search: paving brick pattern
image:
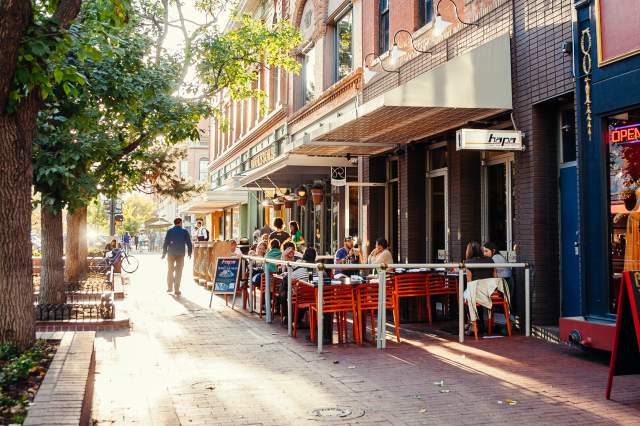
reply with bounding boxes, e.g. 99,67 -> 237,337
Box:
24,331 -> 95,426
91,255 -> 640,425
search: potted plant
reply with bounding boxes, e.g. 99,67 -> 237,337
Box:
296,185 -> 307,206
310,183 -> 324,205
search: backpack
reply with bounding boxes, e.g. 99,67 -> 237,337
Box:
198,228 -> 210,241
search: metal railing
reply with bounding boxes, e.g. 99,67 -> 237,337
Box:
241,255 -> 530,353
35,300 -> 115,321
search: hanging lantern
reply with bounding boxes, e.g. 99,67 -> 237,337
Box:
296,185 -> 307,198
310,183 -> 324,205
273,196 -> 285,210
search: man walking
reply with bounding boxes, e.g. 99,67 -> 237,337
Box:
162,217 -> 193,296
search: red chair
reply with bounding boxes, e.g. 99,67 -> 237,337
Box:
292,281 -> 315,337
426,274 -> 458,324
487,290 -> 512,337
259,273 -> 278,319
393,273 -> 429,325
309,284 -> 360,344
356,280 -> 398,343
466,290 -> 512,340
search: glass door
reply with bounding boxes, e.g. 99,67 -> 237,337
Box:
344,182 -> 387,261
427,144 -> 449,262
428,170 -> 448,262
482,154 -> 514,254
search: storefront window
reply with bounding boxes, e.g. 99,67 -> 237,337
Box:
607,107 -> 640,313
487,163 -> 508,252
348,186 -> 359,241
430,146 -> 448,170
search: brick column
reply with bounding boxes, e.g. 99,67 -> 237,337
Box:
447,141 -> 482,262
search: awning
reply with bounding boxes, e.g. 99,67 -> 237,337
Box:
179,191 -> 248,214
238,154 -> 354,188
292,34 -> 513,155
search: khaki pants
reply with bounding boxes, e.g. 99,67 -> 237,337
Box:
167,255 -> 185,292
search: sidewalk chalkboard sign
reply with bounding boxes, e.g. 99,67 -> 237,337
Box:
208,257 -> 240,308
606,271 -> 640,399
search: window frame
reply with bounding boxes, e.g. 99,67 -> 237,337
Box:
334,7 -> 354,83
418,0 -> 434,28
198,158 -> 209,182
378,0 -> 389,54
301,44 -> 316,105
180,160 -> 189,179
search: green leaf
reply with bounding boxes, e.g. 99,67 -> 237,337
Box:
54,69 -> 63,84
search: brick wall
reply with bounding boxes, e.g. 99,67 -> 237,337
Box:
447,142 -> 483,262
398,145 -> 426,262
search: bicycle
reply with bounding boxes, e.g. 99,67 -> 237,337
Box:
95,249 -> 140,274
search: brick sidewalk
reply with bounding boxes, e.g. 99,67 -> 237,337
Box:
91,255 -> 640,425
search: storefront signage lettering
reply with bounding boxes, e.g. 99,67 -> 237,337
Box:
609,124 -> 640,144
456,129 -> 524,151
249,147 -> 274,169
581,28 -> 593,140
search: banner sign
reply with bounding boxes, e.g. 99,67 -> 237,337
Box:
606,270 -> 640,399
331,166 -> 347,186
456,129 -> 524,151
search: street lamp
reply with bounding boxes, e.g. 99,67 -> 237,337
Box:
390,29 -> 432,65
363,52 -> 399,82
433,0 -> 479,38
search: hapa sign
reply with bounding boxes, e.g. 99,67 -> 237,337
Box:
456,129 -> 525,151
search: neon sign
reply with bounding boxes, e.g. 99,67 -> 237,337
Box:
609,123 -> 640,144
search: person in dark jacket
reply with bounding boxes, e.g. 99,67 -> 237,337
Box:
162,217 -> 193,296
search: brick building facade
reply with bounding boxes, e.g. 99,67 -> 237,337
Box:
203,0 -> 579,330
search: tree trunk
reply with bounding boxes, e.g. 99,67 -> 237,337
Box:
0,114 -> 36,348
39,207 -> 66,305
78,206 -> 88,275
65,206 -> 87,283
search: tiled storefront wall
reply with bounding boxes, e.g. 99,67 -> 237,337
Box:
361,0 -> 574,325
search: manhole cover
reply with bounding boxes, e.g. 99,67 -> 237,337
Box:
308,406 -> 364,421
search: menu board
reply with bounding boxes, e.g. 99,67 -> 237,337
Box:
606,271 -> 640,399
212,257 -> 241,294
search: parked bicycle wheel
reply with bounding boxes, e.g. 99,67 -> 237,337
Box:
120,254 -> 139,273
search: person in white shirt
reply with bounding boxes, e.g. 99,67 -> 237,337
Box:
368,238 -> 394,266
195,220 -> 209,241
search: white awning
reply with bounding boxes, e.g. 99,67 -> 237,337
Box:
291,34 -> 513,155
179,191 -> 248,214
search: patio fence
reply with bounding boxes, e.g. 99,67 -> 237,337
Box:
240,255 -> 531,354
